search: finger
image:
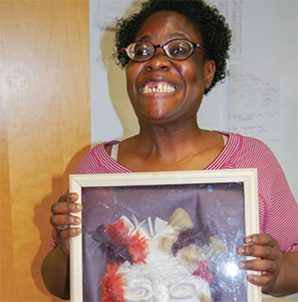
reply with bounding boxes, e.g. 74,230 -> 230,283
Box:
50,214 -> 81,228
237,244 -> 278,260
58,192 -> 78,203
51,201 -> 82,215
246,273 -> 274,288
239,259 -> 277,273
244,234 -> 277,247
56,224 -> 69,231
58,227 -> 81,240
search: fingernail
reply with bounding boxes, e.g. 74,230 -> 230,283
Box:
69,193 -> 78,201
74,217 -> 81,224
75,228 -> 81,234
247,275 -> 256,282
239,261 -> 246,269
76,204 -> 83,210
71,204 -> 82,211
245,236 -> 253,244
238,247 -> 245,255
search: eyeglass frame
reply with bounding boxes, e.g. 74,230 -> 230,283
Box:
121,38 -> 207,62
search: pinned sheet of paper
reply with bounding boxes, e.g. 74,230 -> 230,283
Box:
227,63 -> 280,151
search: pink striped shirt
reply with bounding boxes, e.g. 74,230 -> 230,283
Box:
75,132 -> 297,252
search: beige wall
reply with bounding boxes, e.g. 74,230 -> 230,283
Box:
0,1 -> 90,301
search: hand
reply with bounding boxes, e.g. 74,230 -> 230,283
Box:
50,193 -> 82,254
237,234 -> 283,294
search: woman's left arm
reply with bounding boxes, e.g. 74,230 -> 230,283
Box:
238,234 -> 298,297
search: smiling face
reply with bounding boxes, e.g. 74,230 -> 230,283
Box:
125,11 -> 215,125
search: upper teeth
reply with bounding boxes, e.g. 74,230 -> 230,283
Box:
143,83 -> 175,94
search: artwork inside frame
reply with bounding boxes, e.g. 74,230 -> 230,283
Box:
69,169 -> 261,302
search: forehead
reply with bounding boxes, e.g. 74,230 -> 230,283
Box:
135,11 -> 201,41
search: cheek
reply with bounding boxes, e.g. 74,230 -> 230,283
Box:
179,63 -> 205,96
126,62 -> 144,85
125,67 -> 134,96
126,63 -> 143,98
181,57 -> 205,81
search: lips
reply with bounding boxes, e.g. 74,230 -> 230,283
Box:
140,81 -> 176,94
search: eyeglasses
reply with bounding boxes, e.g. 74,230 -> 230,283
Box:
122,39 -> 205,62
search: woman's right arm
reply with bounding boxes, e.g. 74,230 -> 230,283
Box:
41,193 -> 82,299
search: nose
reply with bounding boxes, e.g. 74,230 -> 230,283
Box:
155,294 -> 168,302
144,48 -> 172,71
154,286 -> 169,302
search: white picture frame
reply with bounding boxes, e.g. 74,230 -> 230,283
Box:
70,169 -> 260,302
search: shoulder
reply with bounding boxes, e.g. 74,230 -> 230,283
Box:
226,132 -> 278,167
91,140 -> 119,156
228,132 -> 270,151
76,140 -> 119,174
88,140 -> 119,158
226,132 -> 286,186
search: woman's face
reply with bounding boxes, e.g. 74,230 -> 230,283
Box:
125,11 -> 215,125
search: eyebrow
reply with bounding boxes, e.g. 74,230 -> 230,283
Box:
137,32 -> 191,42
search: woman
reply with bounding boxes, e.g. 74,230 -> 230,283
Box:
41,0 -> 298,300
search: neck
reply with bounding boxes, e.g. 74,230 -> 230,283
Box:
118,123 -> 224,172
133,122 -> 205,162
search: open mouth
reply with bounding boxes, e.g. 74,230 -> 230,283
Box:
141,82 -> 176,94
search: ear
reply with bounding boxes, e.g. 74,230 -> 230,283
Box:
168,208 -> 193,231
203,60 -> 216,90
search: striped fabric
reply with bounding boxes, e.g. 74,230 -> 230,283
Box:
50,132 -> 298,252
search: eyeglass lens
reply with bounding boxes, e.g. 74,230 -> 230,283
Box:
126,39 -> 195,61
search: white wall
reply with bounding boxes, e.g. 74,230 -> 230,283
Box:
89,0 -> 298,201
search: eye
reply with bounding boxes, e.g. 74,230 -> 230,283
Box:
169,281 -> 197,298
129,42 -> 152,60
135,46 -> 149,56
167,40 -> 192,59
173,45 -> 188,55
124,277 -> 153,301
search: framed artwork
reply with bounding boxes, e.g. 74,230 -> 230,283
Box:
69,169 -> 261,302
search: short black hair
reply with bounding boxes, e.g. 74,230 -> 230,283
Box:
113,0 -> 232,94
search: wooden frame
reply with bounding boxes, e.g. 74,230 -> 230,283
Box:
70,169 -> 260,302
